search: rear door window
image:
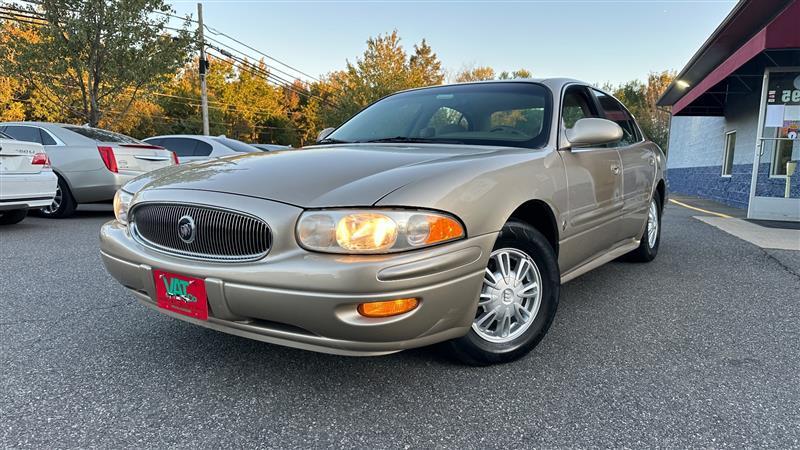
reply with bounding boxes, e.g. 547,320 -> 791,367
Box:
159,138 -> 198,157
592,90 -> 640,146
39,129 -> 57,145
4,125 -> 43,144
212,137 -> 258,153
195,141 -> 213,156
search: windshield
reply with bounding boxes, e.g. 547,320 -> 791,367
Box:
327,82 -> 552,149
213,137 -> 259,152
63,126 -> 140,144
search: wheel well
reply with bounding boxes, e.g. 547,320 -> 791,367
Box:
508,200 -> 559,256
655,179 -> 665,211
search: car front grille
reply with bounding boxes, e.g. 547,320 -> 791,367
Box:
130,203 -> 271,262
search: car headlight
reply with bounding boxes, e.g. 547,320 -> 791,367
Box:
113,189 -> 133,224
296,209 -> 465,254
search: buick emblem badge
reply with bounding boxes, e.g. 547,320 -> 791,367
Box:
177,215 -> 196,244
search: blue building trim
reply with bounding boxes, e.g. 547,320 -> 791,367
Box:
667,163 -> 800,210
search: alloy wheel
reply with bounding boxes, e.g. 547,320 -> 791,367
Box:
472,248 -> 543,343
42,184 -> 62,215
647,199 -> 659,248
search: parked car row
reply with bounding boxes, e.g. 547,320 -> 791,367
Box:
0,122 -> 290,221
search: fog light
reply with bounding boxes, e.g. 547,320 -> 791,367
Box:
357,298 -> 419,318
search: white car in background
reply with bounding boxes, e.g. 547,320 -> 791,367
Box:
0,131 -> 57,225
251,143 -> 292,152
143,135 -> 261,163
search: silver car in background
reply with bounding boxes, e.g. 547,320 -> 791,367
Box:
143,135 -> 261,164
0,122 -> 177,217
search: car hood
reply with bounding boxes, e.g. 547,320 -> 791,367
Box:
129,144 -> 504,207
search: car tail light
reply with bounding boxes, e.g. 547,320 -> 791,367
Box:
98,146 -> 118,173
171,151 -> 179,165
31,152 -> 50,167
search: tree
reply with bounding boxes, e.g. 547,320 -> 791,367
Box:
409,39 -> 444,87
2,0 -> 193,127
311,31 -> 445,131
455,65 -> 495,82
602,70 -> 675,151
454,66 -> 532,82
498,68 -> 533,80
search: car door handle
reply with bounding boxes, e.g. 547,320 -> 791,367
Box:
648,157 -> 655,166
611,164 -> 620,175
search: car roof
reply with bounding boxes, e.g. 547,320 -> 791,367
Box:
393,78 -> 586,95
0,121 -> 90,129
145,134 -> 228,140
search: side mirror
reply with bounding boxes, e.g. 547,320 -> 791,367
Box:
564,118 -> 623,148
316,127 -> 335,142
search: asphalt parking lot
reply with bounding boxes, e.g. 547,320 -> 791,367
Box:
1,203 -> 799,448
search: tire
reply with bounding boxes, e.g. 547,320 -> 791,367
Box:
448,220 -> 560,366
624,194 -> 662,262
37,175 -> 76,218
0,208 -> 28,225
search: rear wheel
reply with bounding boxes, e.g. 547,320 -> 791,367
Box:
0,209 -> 28,225
448,220 -> 560,366
624,195 -> 661,262
38,176 -> 76,218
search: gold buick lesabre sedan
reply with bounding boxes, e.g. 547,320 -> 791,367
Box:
100,79 -> 666,365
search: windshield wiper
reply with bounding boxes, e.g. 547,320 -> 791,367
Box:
316,138 -> 351,144
359,136 -> 464,144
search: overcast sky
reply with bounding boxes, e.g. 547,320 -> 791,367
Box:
171,0 -> 737,85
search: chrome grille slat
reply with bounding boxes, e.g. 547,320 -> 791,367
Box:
130,203 -> 271,262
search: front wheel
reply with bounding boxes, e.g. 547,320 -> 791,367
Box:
448,220 -> 560,366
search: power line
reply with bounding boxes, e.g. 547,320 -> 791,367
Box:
205,49 -> 314,101
15,0 -> 322,85
203,34 -> 315,88
205,48 -> 341,111
202,24 -> 321,82
151,9 -> 199,24
5,2 -> 336,104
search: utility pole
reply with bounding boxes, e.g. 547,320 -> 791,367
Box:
197,2 -> 210,136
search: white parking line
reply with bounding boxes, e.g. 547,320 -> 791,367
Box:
695,216 -> 800,251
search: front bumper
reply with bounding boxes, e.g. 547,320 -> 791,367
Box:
99,191 -> 495,356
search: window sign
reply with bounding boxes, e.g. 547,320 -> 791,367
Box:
765,72 -> 800,140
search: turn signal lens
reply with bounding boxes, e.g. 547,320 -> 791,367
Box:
296,209 -> 465,254
408,214 -> 464,246
336,213 -> 398,252
358,298 -> 419,318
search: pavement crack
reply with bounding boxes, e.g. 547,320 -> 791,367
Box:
761,248 -> 800,281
